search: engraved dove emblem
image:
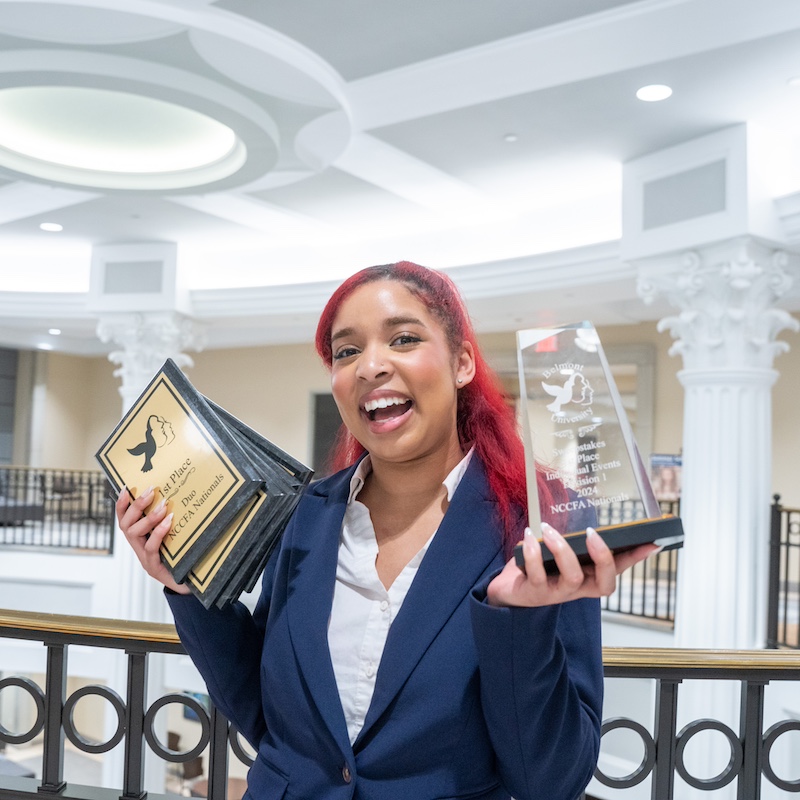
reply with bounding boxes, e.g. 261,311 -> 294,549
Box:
541,373 -> 593,413
127,414 -> 175,473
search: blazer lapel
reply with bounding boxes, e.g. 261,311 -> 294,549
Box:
284,469 -> 354,752
355,458 -> 505,747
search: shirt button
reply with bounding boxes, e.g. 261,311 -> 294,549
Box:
380,600 -> 389,612
365,662 -> 375,677
342,765 -> 352,783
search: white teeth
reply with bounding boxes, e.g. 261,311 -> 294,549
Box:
364,397 -> 407,413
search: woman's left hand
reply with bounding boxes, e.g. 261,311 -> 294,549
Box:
486,522 -> 659,608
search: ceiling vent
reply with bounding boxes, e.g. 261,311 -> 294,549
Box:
88,242 -> 189,314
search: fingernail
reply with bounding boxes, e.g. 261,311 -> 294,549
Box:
541,521 -> 559,544
163,512 -> 174,528
143,486 -> 155,498
523,534 -> 539,557
154,499 -> 166,513
586,526 -> 597,539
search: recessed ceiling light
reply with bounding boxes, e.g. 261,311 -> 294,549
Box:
48,328 -> 62,336
636,84 -> 673,102
504,133 -> 518,143
40,222 -> 63,232
788,77 -> 800,87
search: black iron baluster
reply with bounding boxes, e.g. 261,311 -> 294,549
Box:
627,560 -> 637,616
666,549 -> 676,622
651,678 -> 680,800
737,679 -> 766,800
206,707 -> 230,800
40,643 -> 67,794
121,651 -> 148,800
766,495 -> 781,648
652,551 -> 662,620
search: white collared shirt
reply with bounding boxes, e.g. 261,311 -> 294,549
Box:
327,451 -> 473,745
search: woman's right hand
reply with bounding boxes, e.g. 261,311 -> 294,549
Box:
116,488 -> 191,595
487,521 -> 658,609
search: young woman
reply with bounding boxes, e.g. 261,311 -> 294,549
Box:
118,261 -> 656,800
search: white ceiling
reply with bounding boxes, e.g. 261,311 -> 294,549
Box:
1,0 -> 800,355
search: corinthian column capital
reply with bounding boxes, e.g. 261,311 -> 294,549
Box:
97,311 -> 205,411
636,237 -> 800,371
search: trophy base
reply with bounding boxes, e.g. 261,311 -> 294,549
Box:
513,514 -> 684,574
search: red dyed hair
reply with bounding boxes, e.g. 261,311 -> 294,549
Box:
315,261 -> 564,554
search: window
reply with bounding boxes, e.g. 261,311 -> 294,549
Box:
312,393 -> 342,477
0,348 -> 18,465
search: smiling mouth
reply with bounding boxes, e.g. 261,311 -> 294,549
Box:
363,397 -> 413,422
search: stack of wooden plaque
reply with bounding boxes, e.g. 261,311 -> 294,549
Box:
96,359 -> 313,608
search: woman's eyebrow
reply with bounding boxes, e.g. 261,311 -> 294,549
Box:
331,316 -> 425,344
385,315 -> 425,328
330,326 -> 354,344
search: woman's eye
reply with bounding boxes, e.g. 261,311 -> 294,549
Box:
392,333 -> 421,347
333,346 -> 359,361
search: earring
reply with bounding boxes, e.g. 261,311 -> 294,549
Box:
457,378 -> 463,384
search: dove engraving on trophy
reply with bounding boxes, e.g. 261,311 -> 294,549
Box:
127,414 -> 175,473
541,370 -> 594,415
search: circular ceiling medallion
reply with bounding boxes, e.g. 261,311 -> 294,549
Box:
0,86 -> 248,190
0,1 -> 212,45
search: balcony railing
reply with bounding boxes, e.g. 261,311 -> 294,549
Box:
0,609 -> 248,800
768,495 -> 800,650
2,610 -> 800,800
600,500 -> 681,625
597,648 -> 800,798
0,467 -> 114,553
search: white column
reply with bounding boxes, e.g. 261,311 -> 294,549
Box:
638,237 -> 799,649
637,238 -> 799,799
96,311 -> 203,792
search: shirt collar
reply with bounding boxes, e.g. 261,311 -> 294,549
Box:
347,448 -> 474,504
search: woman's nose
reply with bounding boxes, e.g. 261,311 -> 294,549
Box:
356,343 -> 389,381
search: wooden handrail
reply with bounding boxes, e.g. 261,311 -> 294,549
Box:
3,608 -> 800,671
0,608 -> 180,645
602,645 -> 800,671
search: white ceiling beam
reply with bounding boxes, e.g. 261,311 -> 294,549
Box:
334,133 -> 487,213
348,0 -> 800,130
167,193 -> 332,238
0,181 -> 98,224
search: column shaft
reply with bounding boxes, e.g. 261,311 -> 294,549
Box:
676,369 -> 775,648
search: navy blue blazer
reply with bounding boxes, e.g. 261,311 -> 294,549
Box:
168,456 -> 603,800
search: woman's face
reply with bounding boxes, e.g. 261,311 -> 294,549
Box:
329,280 -> 474,469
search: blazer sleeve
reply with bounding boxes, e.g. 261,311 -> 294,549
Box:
469,592 -> 603,800
165,534 -> 285,749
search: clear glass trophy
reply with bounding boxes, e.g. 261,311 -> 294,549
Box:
515,321 -> 683,571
